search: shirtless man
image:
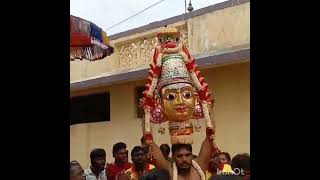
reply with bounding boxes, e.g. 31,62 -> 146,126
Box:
146,132 -> 216,180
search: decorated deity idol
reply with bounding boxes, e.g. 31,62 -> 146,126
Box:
140,26 -> 217,146
139,26 -> 221,180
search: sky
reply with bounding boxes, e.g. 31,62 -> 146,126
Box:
70,0 -> 227,35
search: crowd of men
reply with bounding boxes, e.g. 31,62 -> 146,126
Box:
70,137 -> 250,180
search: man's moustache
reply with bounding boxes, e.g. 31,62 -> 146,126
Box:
181,163 -> 190,167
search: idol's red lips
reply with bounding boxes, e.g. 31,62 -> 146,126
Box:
175,106 -> 188,112
165,41 -> 177,48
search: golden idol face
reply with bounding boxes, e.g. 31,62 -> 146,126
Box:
160,34 -> 179,44
159,33 -> 179,50
161,83 -> 196,121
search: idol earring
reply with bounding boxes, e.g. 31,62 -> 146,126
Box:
194,96 -> 203,118
151,97 -> 165,135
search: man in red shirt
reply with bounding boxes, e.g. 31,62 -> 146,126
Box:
106,142 -> 132,180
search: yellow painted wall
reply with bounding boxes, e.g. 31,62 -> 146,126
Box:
202,63 -> 250,156
70,54 -> 118,82
188,2 -> 250,55
70,62 -> 250,168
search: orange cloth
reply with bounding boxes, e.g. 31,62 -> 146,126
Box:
125,164 -> 155,180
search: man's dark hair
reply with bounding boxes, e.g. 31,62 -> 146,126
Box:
70,160 -> 80,166
220,152 -> 231,162
171,144 -> 192,155
231,153 -> 250,172
70,160 -> 81,174
141,136 -> 146,144
140,169 -> 170,180
131,146 -> 145,157
160,144 -> 170,156
113,142 -> 127,154
90,148 -> 106,161
213,152 -> 221,159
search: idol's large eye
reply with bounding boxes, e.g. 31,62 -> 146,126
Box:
166,93 -> 176,100
183,91 -> 193,99
162,35 -> 169,42
171,35 -> 178,41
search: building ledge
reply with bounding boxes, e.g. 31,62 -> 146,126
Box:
70,47 -> 250,92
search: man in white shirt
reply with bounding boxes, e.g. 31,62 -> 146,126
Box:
84,148 -> 107,180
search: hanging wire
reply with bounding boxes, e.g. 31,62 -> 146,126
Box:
106,0 -> 167,31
